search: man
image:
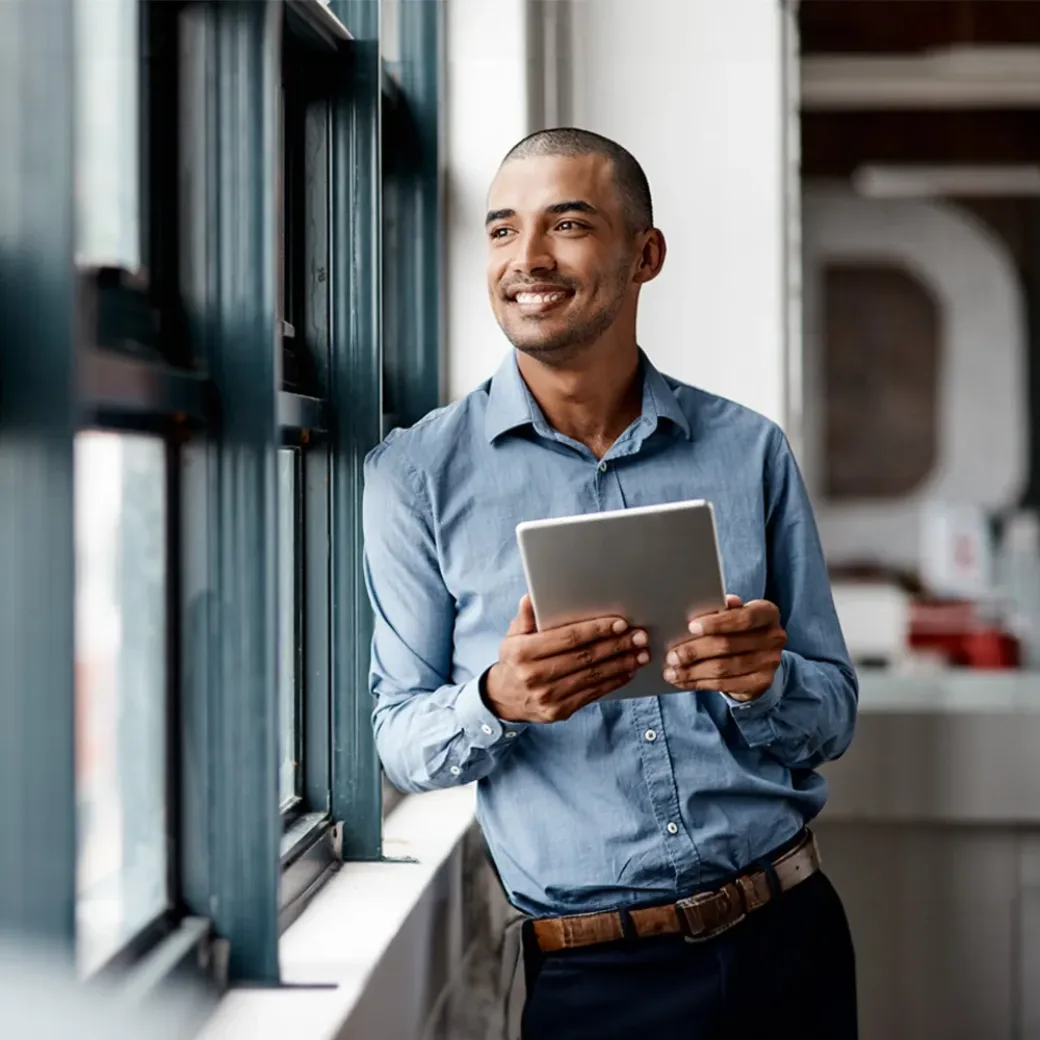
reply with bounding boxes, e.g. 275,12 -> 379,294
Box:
363,128 -> 858,1038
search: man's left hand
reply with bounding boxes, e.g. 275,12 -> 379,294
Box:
662,595 -> 786,702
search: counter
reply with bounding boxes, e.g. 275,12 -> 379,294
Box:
817,669 -> 1040,1039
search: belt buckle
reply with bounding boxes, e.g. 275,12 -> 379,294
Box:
676,883 -> 746,944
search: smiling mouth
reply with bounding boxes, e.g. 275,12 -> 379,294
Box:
508,289 -> 574,315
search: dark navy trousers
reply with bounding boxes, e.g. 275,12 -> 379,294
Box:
521,871 -> 857,1039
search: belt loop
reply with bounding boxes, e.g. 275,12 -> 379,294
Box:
755,856 -> 782,901
618,907 -> 638,942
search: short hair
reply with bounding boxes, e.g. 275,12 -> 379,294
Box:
501,127 -> 654,232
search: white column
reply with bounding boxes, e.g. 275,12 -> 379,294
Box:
443,0 -> 532,402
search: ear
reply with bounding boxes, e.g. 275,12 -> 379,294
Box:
633,228 -> 666,285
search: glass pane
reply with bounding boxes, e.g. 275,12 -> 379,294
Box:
380,0 -> 402,69
74,0 -> 140,270
278,449 -> 300,809
75,432 -> 167,974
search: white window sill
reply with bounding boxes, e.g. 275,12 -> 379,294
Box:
197,785 -> 479,1040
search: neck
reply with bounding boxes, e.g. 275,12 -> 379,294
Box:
516,337 -> 643,459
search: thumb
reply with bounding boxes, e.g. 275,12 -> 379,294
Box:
725,594 -> 743,609
507,594 -> 538,636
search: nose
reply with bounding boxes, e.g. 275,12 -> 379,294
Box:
510,228 -> 555,275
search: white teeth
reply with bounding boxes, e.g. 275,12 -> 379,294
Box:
515,292 -> 566,304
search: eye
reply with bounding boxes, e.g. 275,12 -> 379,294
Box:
555,220 -> 588,233
489,226 -> 513,240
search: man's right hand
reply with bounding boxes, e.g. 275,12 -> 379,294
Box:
483,595 -> 651,723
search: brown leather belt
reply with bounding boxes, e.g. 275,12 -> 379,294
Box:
532,829 -> 821,953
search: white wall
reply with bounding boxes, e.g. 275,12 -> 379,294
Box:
445,0 -> 794,426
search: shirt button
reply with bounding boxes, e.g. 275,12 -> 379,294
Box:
666,822 -> 679,835
505,731 -> 517,739
449,766 -> 462,776
481,724 -> 494,735
644,729 -> 657,742
598,461 -> 608,473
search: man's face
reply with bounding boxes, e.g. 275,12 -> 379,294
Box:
485,154 -> 639,364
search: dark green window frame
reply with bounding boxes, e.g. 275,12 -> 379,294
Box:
381,0 -> 443,435
0,0 -> 443,994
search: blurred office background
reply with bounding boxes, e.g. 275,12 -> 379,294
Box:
3,1 -> 1040,1037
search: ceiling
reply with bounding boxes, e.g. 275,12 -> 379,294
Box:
799,1 -> 1040,54
799,1 -> 1040,178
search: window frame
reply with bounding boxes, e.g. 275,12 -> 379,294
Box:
381,0 -> 443,435
275,2 -> 345,929
326,0 -> 385,862
0,0 -> 443,995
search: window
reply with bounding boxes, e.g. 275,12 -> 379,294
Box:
278,447 -> 302,810
0,0 -> 442,993
75,433 -> 169,974
71,0 -> 179,979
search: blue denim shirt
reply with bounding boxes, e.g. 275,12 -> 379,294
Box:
363,351 -> 857,918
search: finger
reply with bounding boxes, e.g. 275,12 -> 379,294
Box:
545,647 -> 650,701
725,594 -> 743,609
664,649 -> 782,687
542,628 -> 650,682
556,669 -> 640,719
687,599 -> 780,638
507,594 -> 538,637
666,627 -> 786,668
527,614 -> 630,660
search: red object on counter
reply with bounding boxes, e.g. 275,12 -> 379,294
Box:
908,600 -> 1020,669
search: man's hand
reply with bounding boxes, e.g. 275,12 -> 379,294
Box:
484,595 -> 651,723
662,595 -> 786,702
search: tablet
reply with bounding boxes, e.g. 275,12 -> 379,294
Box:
515,499 -> 727,701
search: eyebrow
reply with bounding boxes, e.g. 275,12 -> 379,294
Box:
484,200 -> 601,227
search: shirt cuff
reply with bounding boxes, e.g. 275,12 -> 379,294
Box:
724,653 -> 787,747
454,670 -> 527,748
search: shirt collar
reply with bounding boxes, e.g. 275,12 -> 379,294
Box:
639,353 -> 692,440
485,349 -> 692,445
484,352 -> 540,443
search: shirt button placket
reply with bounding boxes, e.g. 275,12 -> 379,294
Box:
633,700 -> 698,880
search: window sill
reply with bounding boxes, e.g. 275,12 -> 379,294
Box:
197,784 -> 479,1040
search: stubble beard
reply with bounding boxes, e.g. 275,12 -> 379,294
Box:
502,254 -> 634,369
